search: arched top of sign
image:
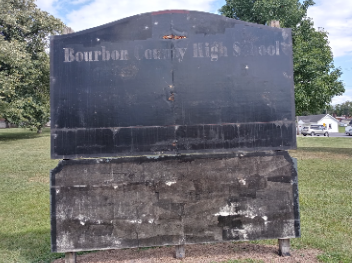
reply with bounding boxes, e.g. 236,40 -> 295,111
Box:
50,10 -> 296,159
53,10 -> 287,41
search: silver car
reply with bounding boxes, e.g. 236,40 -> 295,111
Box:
346,128 -> 352,136
302,126 -> 329,136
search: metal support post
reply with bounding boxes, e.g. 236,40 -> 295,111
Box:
65,252 -> 76,263
278,238 -> 291,256
175,245 -> 185,259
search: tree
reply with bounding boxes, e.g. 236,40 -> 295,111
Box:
0,0 -> 65,133
332,101 -> 352,117
220,0 -> 345,116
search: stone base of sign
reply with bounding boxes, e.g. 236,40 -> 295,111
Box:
51,151 -> 300,253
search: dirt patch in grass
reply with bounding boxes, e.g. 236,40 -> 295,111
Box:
52,242 -> 322,263
28,176 -> 50,184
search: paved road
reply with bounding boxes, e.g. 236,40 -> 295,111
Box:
329,132 -> 352,138
299,133 -> 351,138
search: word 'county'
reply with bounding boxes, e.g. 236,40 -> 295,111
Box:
63,41 -> 283,63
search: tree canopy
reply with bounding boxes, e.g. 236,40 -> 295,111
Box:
0,0 -> 64,132
220,0 -> 345,115
331,101 -> 352,117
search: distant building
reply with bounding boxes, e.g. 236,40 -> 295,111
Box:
297,114 -> 339,133
0,118 -> 7,128
334,116 -> 352,127
0,118 -> 17,129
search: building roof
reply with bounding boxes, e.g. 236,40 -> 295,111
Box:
297,114 -> 338,123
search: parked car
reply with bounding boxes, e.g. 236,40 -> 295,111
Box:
302,125 -> 329,136
346,128 -> 352,136
345,120 -> 352,134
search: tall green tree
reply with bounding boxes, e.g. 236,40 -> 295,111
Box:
0,0 -> 64,133
220,0 -> 345,115
332,101 -> 352,117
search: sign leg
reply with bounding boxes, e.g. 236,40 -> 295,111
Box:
65,252 -> 76,263
278,239 -> 291,256
175,245 -> 185,259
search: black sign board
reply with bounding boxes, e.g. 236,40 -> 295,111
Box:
50,10 -> 296,159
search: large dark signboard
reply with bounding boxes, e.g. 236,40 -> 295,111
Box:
50,10 -> 296,159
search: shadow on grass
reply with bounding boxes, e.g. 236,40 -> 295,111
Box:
0,128 -> 50,142
0,228 -> 64,263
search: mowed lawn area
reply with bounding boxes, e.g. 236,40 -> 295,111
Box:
0,128 -> 352,262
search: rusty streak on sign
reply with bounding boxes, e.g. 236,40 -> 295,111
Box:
51,151 -> 300,252
50,10 -> 296,159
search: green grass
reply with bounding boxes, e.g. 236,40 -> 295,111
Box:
1,129 -> 352,262
288,137 -> 352,262
338,126 -> 346,133
0,128 -> 62,263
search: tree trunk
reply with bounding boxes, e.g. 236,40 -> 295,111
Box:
5,119 -> 9,128
37,127 -> 42,134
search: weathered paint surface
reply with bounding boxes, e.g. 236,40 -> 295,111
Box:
51,151 -> 300,252
50,10 -> 296,159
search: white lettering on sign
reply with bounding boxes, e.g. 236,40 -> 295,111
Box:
64,47 -> 129,62
75,52 -> 84,62
233,42 -> 241,57
64,48 -> 75,62
63,40 -> 285,63
111,50 -> 120,60
120,50 -> 129,60
232,41 -> 280,57
102,46 -> 110,61
94,50 -> 101,61
193,42 -> 228,61
140,47 -> 186,61
175,48 -> 187,62
84,52 -> 93,61
144,49 -> 152,59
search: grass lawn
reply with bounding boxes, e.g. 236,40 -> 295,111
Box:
338,126 -> 346,133
0,128 -> 352,262
288,137 -> 352,262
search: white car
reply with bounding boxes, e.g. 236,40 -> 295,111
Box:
346,128 -> 352,136
302,126 -> 329,136
345,121 -> 352,134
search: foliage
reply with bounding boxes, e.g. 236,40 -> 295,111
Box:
219,0 -> 345,116
0,0 -> 64,133
219,0 -> 312,27
331,101 -> 352,117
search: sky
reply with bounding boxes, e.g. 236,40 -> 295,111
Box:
35,0 -> 352,105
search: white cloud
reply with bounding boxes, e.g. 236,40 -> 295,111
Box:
59,0 -> 218,32
70,0 -> 92,4
307,0 -> 352,57
331,87 -> 352,105
36,0 -> 60,17
34,0 -> 221,31
332,95 -> 352,105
